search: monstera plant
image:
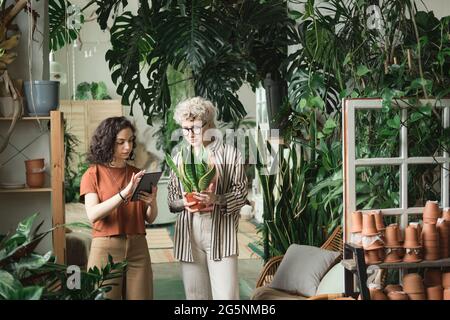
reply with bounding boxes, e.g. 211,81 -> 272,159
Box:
165,145 -> 216,209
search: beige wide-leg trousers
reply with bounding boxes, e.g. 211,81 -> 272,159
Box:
181,212 -> 239,300
87,234 -> 153,300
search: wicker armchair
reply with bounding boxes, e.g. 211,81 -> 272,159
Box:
255,226 -> 343,289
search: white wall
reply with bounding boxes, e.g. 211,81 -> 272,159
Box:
1,0 -> 51,253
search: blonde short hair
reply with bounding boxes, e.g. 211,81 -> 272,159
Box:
173,97 -> 216,126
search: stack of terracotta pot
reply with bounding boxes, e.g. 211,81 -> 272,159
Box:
350,211 -> 363,246
403,224 -> 423,262
384,224 -> 404,263
422,201 -> 442,261
361,212 -> 385,265
444,272 -> 450,300
384,284 -> 409,300
424,269 -> 443,300
403,273 -> 426,300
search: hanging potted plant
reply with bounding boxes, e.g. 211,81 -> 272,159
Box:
165,145 -> 216,210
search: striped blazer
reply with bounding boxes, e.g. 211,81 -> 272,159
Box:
167,140 -> 248,262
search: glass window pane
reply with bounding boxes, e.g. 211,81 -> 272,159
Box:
355,109 -> 400,158
356,165 -> 400,210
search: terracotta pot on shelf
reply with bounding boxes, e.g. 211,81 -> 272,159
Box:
443,272 -> 450,288
369,288 -> 388,300
387,291 -> 409,300
371,210 -> 385,232
423,200 -> 441,224
351,211 -> 363,233
24,158 -> 45,173
403,247 -> 422,263
437,220 -> 449,259
362,213 -> 379,236
385,224 -> 402,247
444,289 -> 450,300
424,269 -> 442,287
443,208 -> 450,221
404,226 -> 421,249
426,285 -> 443,300
25,172 -> 45,188
403,273 -> 425,294
364,248 -> 382,265
384,248 -> 402,263
422,223 -> 439,239
384,284 -> 403,295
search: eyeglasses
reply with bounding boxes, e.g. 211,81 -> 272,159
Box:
182,123 -> 206,136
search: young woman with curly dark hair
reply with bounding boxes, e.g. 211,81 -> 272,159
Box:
80,116 -> 157,300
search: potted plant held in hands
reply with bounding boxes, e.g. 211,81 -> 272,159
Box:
165,146 -> 216,210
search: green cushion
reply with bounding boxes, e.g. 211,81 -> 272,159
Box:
316,262 -> 344,295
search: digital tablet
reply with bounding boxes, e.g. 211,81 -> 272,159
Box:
130,172 -> 163,202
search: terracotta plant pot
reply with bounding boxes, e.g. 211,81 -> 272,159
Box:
423,200 -> 441,224
26,172 -> 45,188
426,285 -> 443,300
385,224 -> 402,247
364,249 -> 382,265
371,210 -> 385,231
384,284 -> 403,295
351,211 -> 363,233
384,248 -> 402,263
387,291 -> 409,300
444,288 -> 450,300
370,288 -> 388,300
362,213 -> 379,236
403,273 -> 425,294
422,223 -> 438,239
403,249 -> 422,263
25,158 -> 45,173
185,192 -> 205,211
408,292 -> 427,300
424,269 -> 442,287
443,272 -> 450,288
443,208 -> 450,221
404,226 -> 421,248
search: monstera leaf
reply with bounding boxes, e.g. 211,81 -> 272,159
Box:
49,0 -> 82,51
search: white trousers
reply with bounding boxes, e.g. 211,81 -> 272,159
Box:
181,212 -> 239,300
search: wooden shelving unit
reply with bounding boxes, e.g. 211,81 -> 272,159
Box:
0,111 -> 66,264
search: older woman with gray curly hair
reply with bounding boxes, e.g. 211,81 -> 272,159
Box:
167,96 -> 248,300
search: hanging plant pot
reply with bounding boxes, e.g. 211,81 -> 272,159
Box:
24,80 -> 59,116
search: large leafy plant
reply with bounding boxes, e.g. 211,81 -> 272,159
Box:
90,0 -> 296,123
165,146 -> 216,193
0,213 -> 126,300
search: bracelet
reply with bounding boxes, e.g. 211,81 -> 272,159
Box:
118,191 -> 126,202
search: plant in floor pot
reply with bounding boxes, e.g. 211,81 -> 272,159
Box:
165,145 -> 216,210
0,213 -> 126,300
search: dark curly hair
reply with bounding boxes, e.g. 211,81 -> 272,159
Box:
87,116 -> 136,164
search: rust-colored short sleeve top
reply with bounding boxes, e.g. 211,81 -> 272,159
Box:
80,164 -> 147,237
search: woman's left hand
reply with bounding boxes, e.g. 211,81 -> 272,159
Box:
193,192 -> 218,207
138,186 -> 157,206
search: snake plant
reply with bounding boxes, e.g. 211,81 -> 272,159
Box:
165,146 -> 216,193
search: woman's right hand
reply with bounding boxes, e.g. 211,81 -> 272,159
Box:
182,192 -> 199,213
121,170 -> 146,198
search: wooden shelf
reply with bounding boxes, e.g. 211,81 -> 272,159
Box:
0,187 -> 52,193
342,257 -> 450,271
0,116 -> 51,120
